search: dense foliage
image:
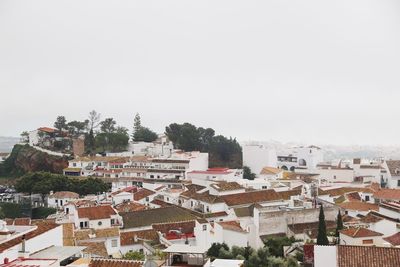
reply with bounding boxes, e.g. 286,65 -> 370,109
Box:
132,113 -> 158,142
0,202 -> 56,219
264,236 -> 297,258
207,243 -> 299,267
0,144 -> 25,177
123,251 -> 145,260
15,172 -> 110,197
165,123 -> 242,168
243,166 -> 256,180
317,205 -> 329,245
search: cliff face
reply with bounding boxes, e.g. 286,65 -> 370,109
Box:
1,144 -> 69,175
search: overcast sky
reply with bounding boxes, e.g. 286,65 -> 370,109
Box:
1,0 -> 400,145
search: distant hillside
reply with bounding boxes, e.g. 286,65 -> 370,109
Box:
242,140 -> 400,161
0,136 -> 19,152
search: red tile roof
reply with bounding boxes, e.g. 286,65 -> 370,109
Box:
217,221 -> 246,233
340,227 -> 383,238
374,189 -> 400,201
115,202 -> 147,213
339,201 -> 379,212
38,127 -> 57,133
49,191 -> 80,199
337,245 -> 400,267
120,229 -> 159,246
77,205 -> 116,220
221,189 -> 300,206
89,259 -> 143,267
384,232 -> 400,246
0,220 -> 60,252
133,188 -> 155,201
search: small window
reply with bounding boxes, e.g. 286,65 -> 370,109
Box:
398,180 -> 400,187
362,239 -> 373,245
111,219 -> 115,225
111,239 -> 118,247
145,197 -> 149,202
365,195 -> 370,201
202,225 -> 207,231
98,221 -> 102,226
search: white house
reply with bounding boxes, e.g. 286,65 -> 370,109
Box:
339,227 -> 384,246
74,205 -> 121,230
48,191 -> 80,209
242,144 -> 277,174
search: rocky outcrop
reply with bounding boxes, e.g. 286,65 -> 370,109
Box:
2,144 -> 69,175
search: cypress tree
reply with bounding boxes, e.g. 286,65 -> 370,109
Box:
317,205 -> 329,245
335,210 -> 344,243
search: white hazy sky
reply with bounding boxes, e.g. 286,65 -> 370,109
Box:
1,0 -> 400,145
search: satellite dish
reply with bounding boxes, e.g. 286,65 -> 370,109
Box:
144,260 -> 158,267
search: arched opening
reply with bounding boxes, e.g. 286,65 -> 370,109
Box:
299,159 -> 307,166
281,166 -> 288,171
290,166 -> 295,172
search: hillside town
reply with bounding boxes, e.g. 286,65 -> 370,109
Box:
1,117 -> 400,267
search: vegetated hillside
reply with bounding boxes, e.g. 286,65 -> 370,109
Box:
0,144 -> 69,176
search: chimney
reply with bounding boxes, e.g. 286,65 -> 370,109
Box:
18,234 -> 30,258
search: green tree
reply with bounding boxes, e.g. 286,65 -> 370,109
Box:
20,131 -> 29,143
123,251 -> 145,260
85,129 -> 96,155
54,116 -> 67,132
132,113 -> 158,142
207,243 -> 229,259
335,210 -> 344,242
264,236 -> 296,258
100,118 -> 116,133
243,166 -> 256,180
68,120 -> 89,136
317,205 -> 329,245
88,110 -> 101,131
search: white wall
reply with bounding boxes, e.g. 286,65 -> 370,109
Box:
340,234 -> 383,246
242,144 -> 277,174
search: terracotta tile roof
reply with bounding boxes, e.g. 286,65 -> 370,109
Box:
152,221 -> 195,234
115,202 -> 147,213
121,206 -> 196,229
337,245 -> 400,267
221,188 -> 300,207
340,227 -> 383,238
150,199 -> 172,208
260,167 -> 282,175
210,182 -> 243,192
38,127 -> 57,133
89,259 -> 143,267
360,212 -> 383,224
133,188 -> 155,201
77,205 -> 116,220
386,160 -> 400,176
0,220 -> 59,252
81,241 -> 109,258
75,227 -> 119,241
346,192 -> 361,202
13,217 -> 31,226
49,191 -> 80,199
288,221 -> 336,239
63,223 -> 75,246
120,229 -> 159,246
384,232 -> 400,246
217,221 -> 246,233
339,201 -> 379,212
319,187 -> 374,197
181,190 -> 224,204
185,184 -> 206,192
374,189 -> 400,201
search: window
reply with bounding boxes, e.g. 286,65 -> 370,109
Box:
202,225 -> 207,231
80,221 -> 88,228
365,195 -> 370,201
55,199 -> 58,203
150,175 -> 154,179
191,201 -> 193,207
60,200 -> 63,206
334,175 -> 337,180
111,239 -> 118,247
98,221 -> 102,226
111,219 -> 115,225
145,197 -> 149,202
262,186 -> 268,189
398,180 -> 400,187
73,163 -> 77,167
362,239 -> 373,245
66,208 -> 69,214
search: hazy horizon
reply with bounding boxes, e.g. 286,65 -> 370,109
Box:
1,0 -> 400,146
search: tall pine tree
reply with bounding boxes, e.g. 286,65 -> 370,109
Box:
317,205 -> 329,245
132,113 -> 141,141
